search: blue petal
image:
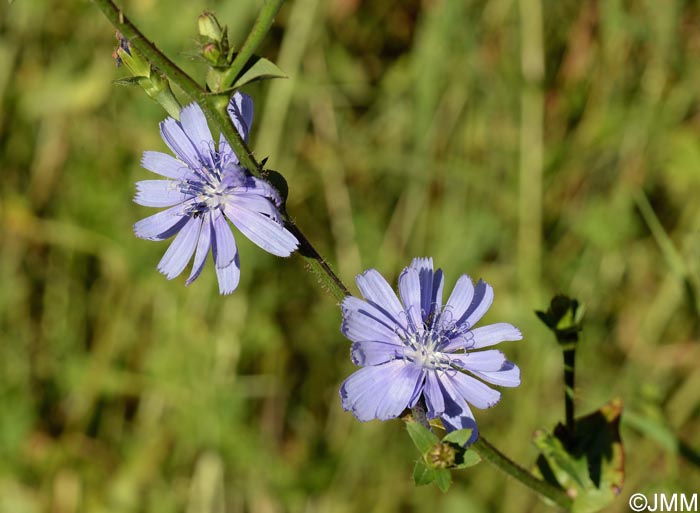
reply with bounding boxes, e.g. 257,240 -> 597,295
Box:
160,117 -> 203,171
141,151 -> 193,180
450,350 -> 507,371
228,91 -> 254,141
408,257 -> 443,321
453,352 -> 521,388
460,279 -> 494,327
180,103 -> 215,169
133,201 -> 192,241
157,217 -> 201,279
229,193 -> 282,223
423,371 -> 445,418
437,378 -> 479,443
445,371 -> 501,410
249,176 -> 282,206
444,275 -> 475,324
472,361 -> 520,387
215,257 -> 241,295
341,296 -> 403,339
219,92 -> 255,162
469,323 -> 522,348
134,180 -> 188,207
355,270 -> 407,330
398,267 -> 423,331
429,269 -> 444,318
186,212 -> 213,286
350,340 -> 401,366
224,204 -> 298,257
211,211 -> 237,268
341,298 -> 402,344
339,361 -> 423,421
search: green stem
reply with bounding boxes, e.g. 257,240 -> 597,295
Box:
472,437 -> 572,510
562,343 -> 576,437
93,0 -> 261,176
94,0 -> 351,301
220,0 -> 285,90
94,0 -> 204,99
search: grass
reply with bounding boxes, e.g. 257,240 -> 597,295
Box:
1,0 -> 699,511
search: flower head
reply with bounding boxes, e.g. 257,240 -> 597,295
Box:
339,257 -> 522,443
134,92 -> 299,294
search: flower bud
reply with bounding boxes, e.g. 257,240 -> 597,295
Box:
198,11 -> 223,42
202,43 -> 221,66
114,36 -> 150,78
536,295 -> 585,344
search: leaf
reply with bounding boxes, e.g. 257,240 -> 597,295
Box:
231,57 -> 287,89
534,399 -> 625,513
413,461 -> 436,486
534,430 -> 589,489
112,76 -> 145,87
406,421 -> 439,454
453,450 -> 481,469
442,428 -> 473,447
434,469 -> 452,493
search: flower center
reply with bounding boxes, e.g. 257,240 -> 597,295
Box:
178,158 -> 249,215
398,307 -> 474,370
199,180 -> 230,209
400,313 -> 452,370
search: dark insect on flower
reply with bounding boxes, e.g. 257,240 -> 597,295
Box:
113,31 -> 131,67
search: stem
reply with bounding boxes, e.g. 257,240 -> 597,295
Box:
94,0 -> 351,301
562,343 -> 576,436
220,0 -> 285,90
94,0 -> 204,100
472,436 -> 572,510
286,223 -> 350,302
93,0 -> 262,176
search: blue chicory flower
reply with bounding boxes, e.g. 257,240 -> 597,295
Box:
339,257 -> 522,443
133,92 -> 299,294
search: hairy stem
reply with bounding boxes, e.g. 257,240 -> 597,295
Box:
472,436 -> 572,510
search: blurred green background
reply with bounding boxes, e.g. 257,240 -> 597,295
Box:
1,0 -> 700,511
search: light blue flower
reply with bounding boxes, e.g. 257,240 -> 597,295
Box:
134,92 -> 298,294
340,258 -> 521,443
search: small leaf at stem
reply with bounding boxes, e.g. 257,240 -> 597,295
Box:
231,57 -> 287,89
453,450 -> 481,469
443,428 -> 473,447
406,421 -> 439,454
434,469 -> 452,493
413,461 -> 437,486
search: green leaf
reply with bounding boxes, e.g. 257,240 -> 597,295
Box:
406,421 -> 439,454
534,399 -> 625,513
434,469 -> 452,493
231,57 -> 287,89
442,428 -> 473,447
413,460 -> 436,486
453,450 -> 481,469
112,76 -> 145,87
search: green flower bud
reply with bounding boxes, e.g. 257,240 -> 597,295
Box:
202,43 -> 221,66
198,11 -> 223,42
536,295 -> 585,344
